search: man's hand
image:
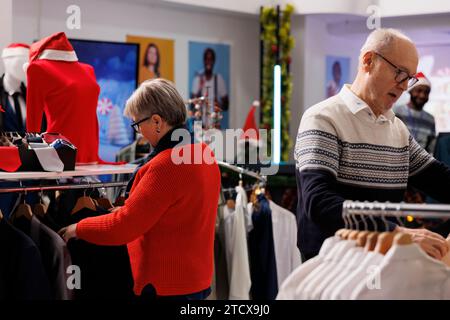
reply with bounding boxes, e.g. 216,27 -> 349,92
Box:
58,224 -> 78,243
397,226 -> 449,260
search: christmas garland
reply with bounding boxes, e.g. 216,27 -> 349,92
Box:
260,4 -> 295,161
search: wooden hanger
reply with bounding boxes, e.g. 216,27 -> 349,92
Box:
335,228 -> 347,238
356,230 -> 371,247
364,232 -> 380,251
33,203 -> 47,219
340,229 -> 352,240
114,195 -> 126,207
33,190 -> 47,219
348,230 -> 360,241
374,230 -> 398,255
226,199 -> 236,210
393,232 -> 412,246
97,197 -> 113,210
71,190 -> 97,215
114,187 -> 127,207
0,209 -> 3,221
14,203 -> 33,221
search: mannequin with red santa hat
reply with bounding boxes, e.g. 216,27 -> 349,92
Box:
0,43 -> 29,132
26,32 -> 102,164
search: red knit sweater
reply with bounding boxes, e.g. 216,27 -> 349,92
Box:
76,143 -> 221,296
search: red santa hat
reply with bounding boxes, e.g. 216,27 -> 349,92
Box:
239,101 -> 261,145
29,32 -> 78,62
409,72 -> 431,92
2,43 -> 30,59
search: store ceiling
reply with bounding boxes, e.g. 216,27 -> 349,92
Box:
110,0 -> 450,17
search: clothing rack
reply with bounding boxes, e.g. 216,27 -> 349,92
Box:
343,200 -> 450,220
221,185 -> 255,195
0,181 -> 129,194
217,160 -> 266,183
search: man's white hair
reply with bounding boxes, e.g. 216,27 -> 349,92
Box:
360,28 -> 413,55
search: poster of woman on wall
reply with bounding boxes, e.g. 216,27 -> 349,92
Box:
127,35 -> 175,84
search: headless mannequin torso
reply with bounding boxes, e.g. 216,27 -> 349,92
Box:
1,52 -> 28,132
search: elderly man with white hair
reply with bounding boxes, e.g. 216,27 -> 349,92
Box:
295,28 -> 450,261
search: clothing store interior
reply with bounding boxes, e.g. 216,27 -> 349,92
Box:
2,0 -> 450,303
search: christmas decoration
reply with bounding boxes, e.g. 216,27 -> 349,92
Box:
97,97 -> 113,116
108,105 -> 130,146
260,4 -> 295,161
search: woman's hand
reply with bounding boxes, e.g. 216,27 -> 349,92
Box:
58,224 -> 78,243
398,226 -> 449,260
109,206 -> 122,213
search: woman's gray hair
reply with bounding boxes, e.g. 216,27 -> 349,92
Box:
360,28 -> 413,56
124,78 -> 187,126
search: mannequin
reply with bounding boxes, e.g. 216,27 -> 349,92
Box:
0,43 -> 29,132
26,32 -> 102,164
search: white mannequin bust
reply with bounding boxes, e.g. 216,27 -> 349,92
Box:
1,43 -> 29,92
1,43 -> 30,131
3,54 -> 28,93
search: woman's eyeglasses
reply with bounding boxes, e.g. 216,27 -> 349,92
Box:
130,116 -> 150,133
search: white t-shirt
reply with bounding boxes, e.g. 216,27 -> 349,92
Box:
191,72 -> 227,106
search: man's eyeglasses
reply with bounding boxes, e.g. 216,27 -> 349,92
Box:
130,116 -> 150,133
374,52 -> 418,88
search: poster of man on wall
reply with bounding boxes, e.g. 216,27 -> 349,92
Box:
189,41 -> 230,129
325,55 -> 350,98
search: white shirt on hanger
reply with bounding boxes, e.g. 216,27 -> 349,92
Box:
310,246 -> 364,300
276,236 -> 340,300
351,243 -> 450,300
269,200 -> 302,287
295,240 -> 356,299
320,247 -> 366,300
223,185 -> 251,300
329,250 -> 384,300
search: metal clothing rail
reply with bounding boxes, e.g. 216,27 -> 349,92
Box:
217,160 -> 266,182
221,185 -> 255,195
0,181 -> 129,194
343,200 -> 450,219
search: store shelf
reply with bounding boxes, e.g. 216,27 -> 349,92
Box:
0,164 -> 137,181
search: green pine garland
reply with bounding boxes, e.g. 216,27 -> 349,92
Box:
260,4 -> 295,161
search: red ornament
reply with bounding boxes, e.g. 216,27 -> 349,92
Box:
286,56 -> 291,64
281,96 -> 286,103
271,45 -> 278,53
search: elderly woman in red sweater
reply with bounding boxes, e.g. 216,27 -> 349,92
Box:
59,79 -> 221,300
